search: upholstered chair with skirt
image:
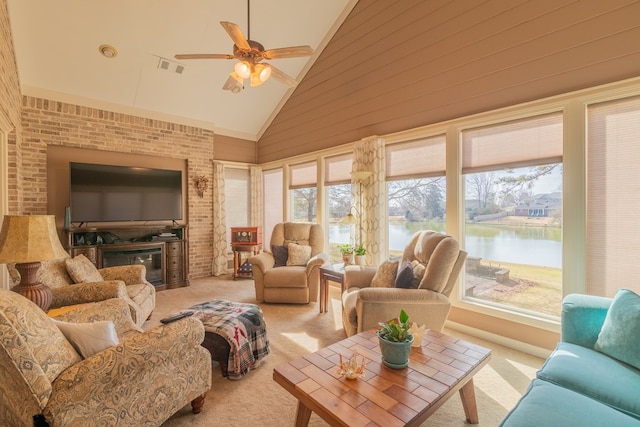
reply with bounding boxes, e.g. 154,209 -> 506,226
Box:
0,289 -> 211,426
249,222 -> 327,304
342,230 -> 467,337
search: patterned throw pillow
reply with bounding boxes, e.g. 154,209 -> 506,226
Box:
65,254 -> 104,283
395,261 -> 414,289
371,260 -> 399,287
271,245 -> 289,267
286,243 -> 312,266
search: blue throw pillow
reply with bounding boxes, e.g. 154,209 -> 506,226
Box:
271,245 -> 288,267
594,288 -> 640,370
395,262 -> 414,289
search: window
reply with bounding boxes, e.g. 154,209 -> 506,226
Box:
461,113 -> 563,317
325,154 -> 352,263
386,136 -> 446,257
587,95 -> 640,297
289,161 -> 317,222
224,167 -> 250,247
263,168 -> 283,250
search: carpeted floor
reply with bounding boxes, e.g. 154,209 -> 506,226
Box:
148,275 -> 544,427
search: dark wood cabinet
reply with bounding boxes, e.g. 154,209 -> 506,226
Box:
64,225 -> 189,290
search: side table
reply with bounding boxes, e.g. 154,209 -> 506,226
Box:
232,244 -> 261,280
318,263 -> 345,313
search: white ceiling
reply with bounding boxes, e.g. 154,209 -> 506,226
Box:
7,0 -> 355,140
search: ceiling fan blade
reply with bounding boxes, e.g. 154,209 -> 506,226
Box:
269,65 -> 297,87
220,21 -> 250,51
262,45 -> 314,60
174,53 -> 235,60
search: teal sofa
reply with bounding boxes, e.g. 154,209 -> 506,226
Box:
501,292 -> 640,426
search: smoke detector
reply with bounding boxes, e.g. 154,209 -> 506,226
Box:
98,44 -> 118,58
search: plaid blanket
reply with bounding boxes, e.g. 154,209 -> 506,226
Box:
185,300 -> 270,379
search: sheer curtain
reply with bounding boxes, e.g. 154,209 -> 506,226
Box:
250,165 -> 263,234
212,161 -> 228,276
353,136 -> 386,265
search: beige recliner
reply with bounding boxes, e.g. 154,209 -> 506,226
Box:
342,230 -> 467,337
249,222 -> 327,304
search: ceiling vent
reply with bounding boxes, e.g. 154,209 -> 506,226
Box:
157,57 -> 184,74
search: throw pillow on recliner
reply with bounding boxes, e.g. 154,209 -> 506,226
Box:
371,260 -> 399,287
271,245 -> 289,267
286,243 -> 312,266
395,261 -> 414,288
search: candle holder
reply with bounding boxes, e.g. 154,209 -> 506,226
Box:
337,352 -> 366,380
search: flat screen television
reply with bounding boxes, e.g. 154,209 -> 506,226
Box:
69,162 -> 182,223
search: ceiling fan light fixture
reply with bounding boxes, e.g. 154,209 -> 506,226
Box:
234,61 -> 251,79
230,71 -> 243,83
255,63 -> 271,82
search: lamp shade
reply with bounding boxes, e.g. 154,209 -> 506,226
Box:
0,215 -> 68,263
234,61 -> 251,79
340,212 -> 359,225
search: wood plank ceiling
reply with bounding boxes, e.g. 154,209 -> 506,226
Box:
258,0 -> 640,163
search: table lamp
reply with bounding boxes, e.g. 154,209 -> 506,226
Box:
0,215 -> 69,311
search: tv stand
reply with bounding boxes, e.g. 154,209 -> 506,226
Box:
63,224 -> 189,290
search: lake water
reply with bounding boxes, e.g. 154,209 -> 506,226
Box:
329,222 -> 562,269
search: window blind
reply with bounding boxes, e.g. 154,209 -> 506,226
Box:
386,135 -> 446,180
225,168 -> 250,238
586,95 -> 640,297
462,113 -> 563,174
324,153 -> 352,185
289,161 -> 317,189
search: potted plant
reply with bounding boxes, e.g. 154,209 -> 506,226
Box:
338,243 -> 354,266
377,309 -> 414,369
354,244 -> 367,266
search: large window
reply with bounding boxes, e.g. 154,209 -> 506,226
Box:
386,136 -> 446,256
224,167 -> 250,248
289,161 -> 317,222
461,113 -> 563,317
325,154 -> 352,263
587,95 -> 640,297
263,168 -> 283,250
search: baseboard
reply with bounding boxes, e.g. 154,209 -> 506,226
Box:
445,320 -> 553,360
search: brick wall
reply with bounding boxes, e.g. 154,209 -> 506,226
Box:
0,0 -> 24,214
20,96 -> 216,278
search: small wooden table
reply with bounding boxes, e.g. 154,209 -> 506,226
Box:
273,328 -> 491,427
231,244 -> 261,280
318,263 -> 346,313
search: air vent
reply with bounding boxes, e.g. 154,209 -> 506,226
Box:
157,57 -> 184,74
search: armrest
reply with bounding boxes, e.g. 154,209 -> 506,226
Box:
99,265 -> 149,286
50,281 -> 129,308
249,251 -> 275,274
47,317 -> 210,424
305,253 -> 328,274
357,287 -> 449,303
344,265 -> 377,289
561,293 -> 612,349
51,298 -> 143,337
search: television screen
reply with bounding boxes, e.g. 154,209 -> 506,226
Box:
69,162 -> 182,223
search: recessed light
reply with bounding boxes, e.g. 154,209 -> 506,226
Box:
98,44 -> 118,58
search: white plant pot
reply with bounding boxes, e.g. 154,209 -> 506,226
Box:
355,255 -> 366,266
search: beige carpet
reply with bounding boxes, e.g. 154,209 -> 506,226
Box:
147,276 -> 543,427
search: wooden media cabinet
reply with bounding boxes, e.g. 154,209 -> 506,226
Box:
64,224 -> 189,290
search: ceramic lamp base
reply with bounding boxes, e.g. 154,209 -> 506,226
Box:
11,261 -> 52,311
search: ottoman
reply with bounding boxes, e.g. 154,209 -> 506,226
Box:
183,300 -> 270,379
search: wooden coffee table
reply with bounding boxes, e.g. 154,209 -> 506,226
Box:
273,328 -> 491,427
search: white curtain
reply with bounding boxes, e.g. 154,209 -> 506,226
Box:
353,136 -> 386,265
212,161 -> 228,276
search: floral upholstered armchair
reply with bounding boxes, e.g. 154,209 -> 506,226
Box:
9,253 -> 155,327
0,289 -> 211,427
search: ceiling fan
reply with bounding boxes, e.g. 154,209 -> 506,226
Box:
174,0 -> 314,93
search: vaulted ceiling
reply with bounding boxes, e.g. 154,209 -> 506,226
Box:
7,0 -> 356,140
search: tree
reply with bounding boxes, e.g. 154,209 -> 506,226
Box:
292,187 -> 317,221
497,164 -> 561,202
388,177 -> 445,221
